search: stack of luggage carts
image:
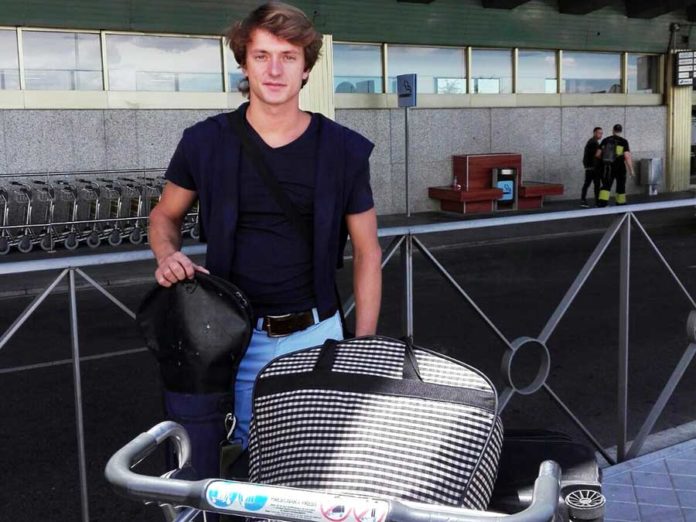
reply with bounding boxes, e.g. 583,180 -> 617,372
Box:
106,335 -> 605,522
0,169 -> 200,254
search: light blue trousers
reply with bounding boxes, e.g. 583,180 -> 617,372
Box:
233,312 -> 343,448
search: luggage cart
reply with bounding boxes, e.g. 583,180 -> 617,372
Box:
0,184 -> 10,255
75,178 -> 104,248
30,180 -> 58,252
182,200 -> 200,240
106,421 -> 570,522
8,181 -> 35,253
117,176 -> 150,244
95,177 -> 127,246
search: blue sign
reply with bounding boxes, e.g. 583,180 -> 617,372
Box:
397,74 -> 417,107
497,180 -> 514,202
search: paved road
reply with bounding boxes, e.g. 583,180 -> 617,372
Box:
1,201 -> 695,521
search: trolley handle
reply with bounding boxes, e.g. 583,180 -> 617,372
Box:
105,422 -> 561,522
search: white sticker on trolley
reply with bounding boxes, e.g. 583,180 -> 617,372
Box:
205,481 -> 389,522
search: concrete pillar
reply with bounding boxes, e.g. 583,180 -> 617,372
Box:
665,51 -> 693,191
300,34 -> 335,119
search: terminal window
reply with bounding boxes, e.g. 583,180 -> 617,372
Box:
562,51 -> 621,94
106,34 -> 223,92
471,49 -> 512,94
23,31 -> 102,91
517,50 -> 557,94
0,29 -> 19,90
387,45 -> 466,95
334,43 -> 383,94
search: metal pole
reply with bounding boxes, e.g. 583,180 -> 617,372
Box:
404,107 -> 410,218
402,234 -> 414,339
617,215 -> 631,462
0,268 -> 68,350
69,269 -> 90,522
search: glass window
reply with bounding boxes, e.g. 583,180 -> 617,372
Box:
517,50 -> 557,94
334,43 -> 383,94
107,34 -> 222,92
225,46 -> 245,92
628,53 -> 660,94
23,31 -> 102,90
562,52 -> 621,93
387,45 -> 466,94
471,49 -> 512,94
0,29 -> 19,90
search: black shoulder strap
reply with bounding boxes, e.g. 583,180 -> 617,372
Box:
227,109 -> 312,246
227,108 -> 351,335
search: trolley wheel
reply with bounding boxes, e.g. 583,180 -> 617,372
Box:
107,229 -> 123,247
40,235 -> 55,252
565,489 -> 605,521
0,236 -> 10,255
65,232 -> 79,251
190,223 -> 200,240
129,228 -> 143,245
17,235 -> 33,253
86,231 -> 101,248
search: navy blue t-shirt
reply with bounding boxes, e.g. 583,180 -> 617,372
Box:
230,114 -> 318,317
164,107 -> 376,319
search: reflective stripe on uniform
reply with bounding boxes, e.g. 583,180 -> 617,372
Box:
616,193 -> 626,204
599,189 -> 611,201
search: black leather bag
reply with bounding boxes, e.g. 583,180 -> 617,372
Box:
136,272 -> 253,394
136,272 -> 254,481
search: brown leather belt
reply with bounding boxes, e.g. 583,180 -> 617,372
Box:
260,310 -> 317,338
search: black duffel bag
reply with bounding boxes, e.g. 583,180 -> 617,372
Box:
137,272 -> 253,480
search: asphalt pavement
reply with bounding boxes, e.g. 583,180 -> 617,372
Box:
1,194 -> 696,521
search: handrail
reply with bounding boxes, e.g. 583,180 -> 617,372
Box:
376,198 -> 696,238
105,421 -> 561,522
1,198 -> 694,276
0,244 -> 206,275
3,196 -> 696,522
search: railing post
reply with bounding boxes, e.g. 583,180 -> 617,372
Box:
69,268 -> 90,522
401,234 -> 414,340
617,213 -> 631,462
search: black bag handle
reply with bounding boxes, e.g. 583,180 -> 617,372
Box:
314,337 -> 422,381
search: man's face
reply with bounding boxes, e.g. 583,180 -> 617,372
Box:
242,29 -> 309,108
594,129 -> 604,141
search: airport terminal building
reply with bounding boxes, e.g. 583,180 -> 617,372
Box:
0,0 -> 694,214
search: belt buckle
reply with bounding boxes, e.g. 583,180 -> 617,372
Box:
264,313 -> 294,338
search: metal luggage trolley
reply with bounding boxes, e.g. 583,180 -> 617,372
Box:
106,422 -> 567,522
0,183 -> 10,255
94,177 -> 129,246
74,178 -> 105,248
29,180 -> 60,252
7,181 -> 35,253
117,175 -> 158,245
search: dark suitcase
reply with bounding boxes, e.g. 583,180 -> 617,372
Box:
490,429 -> 602,519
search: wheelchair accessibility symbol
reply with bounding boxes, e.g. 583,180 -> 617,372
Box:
320,503 -> 350,521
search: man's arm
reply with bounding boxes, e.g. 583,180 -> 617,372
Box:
624,151 -> 634,177
346,208 -> 382,336
148,181 -> 209,286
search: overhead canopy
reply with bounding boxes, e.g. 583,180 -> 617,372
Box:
474,0 -> 696,18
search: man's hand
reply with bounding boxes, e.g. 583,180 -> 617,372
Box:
155,251 -> 209,287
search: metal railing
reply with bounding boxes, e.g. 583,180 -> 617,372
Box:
1,198 -> 695,522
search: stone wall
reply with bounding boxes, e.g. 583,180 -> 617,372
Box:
0,106 -> 666,215
336,106 -> 667,214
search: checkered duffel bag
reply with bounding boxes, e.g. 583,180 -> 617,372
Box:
248,336 -> 504,510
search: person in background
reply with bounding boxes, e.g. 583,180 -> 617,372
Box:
580,126 -> 603,207
596,123 -> 634,207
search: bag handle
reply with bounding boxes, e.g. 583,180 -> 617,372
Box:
314,337 -> 422,381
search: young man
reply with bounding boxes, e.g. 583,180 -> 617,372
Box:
580,126 -> 603,207
596,123 -> 634,207
148,2 -> 382,448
